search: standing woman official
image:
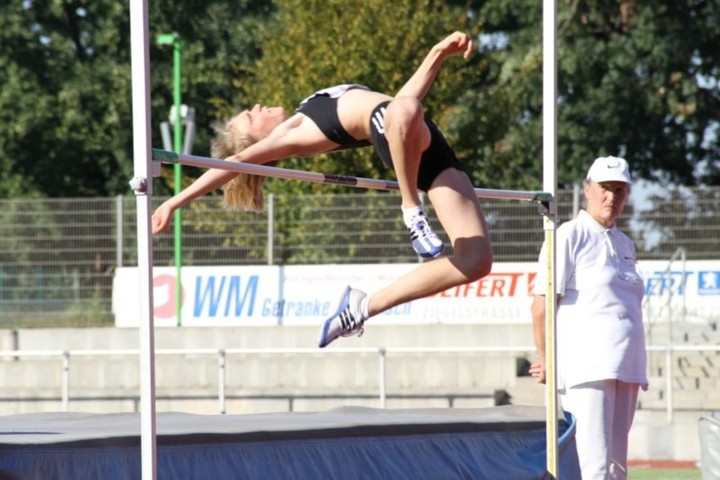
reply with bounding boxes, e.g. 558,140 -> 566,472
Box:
529,156 -> 648,480
152,31 -> 493,348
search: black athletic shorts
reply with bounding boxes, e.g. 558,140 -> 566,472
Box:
368,101 -> 465,192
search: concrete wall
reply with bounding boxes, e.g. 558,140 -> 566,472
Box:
0,325 -> 710,462
0,323 -> 532,411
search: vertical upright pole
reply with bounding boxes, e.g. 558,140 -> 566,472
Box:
543,0 -> 559,477
267,193 -> 274,265
172,38 -> 183,327
116,195 -> 125,267
129,0 -> 157,478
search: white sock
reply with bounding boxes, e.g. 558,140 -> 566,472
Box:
402,205 -> 424,227
359,295 -> 370,320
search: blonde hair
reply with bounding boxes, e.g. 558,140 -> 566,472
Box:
210,118 -> 267,212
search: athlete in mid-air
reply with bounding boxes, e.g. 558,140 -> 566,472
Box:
152,31 -> 493,348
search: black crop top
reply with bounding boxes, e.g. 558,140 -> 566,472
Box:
296,84 -> 372,150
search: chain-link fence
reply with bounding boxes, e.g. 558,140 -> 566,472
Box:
1,187 -> 718,327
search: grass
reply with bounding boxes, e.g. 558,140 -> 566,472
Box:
628,468 -> 701,479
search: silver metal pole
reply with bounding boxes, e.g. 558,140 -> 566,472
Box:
543,0 -> 560,477
182,107 -> 196,155
379,348 -> 387,408
116,195 -> 124,267
153,150 -> 552,204
129,0 -> 158,478
160,122 -> 172,150
267,193 -> 274,266
666,346 -> 673,423
572,184 -> 580,218
218,349 -> 227,414
62,351 -> 70,412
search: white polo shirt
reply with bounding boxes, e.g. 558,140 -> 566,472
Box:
535,210 -> 648,390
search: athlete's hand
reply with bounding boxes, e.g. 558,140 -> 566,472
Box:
151,202 -> 175,235
437,31 -> 473,60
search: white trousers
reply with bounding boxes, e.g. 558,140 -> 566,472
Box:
560,379 -> 640,480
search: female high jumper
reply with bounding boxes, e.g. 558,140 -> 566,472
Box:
152,31 -> 493,348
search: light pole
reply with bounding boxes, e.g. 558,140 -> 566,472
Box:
156,32 -> 188,327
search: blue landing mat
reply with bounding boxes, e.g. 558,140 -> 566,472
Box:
0,405 -> 579,479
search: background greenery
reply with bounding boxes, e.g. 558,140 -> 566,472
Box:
2,0 -> 719,200
1,0 -> 718,266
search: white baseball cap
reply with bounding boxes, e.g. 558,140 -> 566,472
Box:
586,156 -> 632,184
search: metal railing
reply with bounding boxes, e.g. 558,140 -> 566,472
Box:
0,345 -> 713,421
2,186 -> 719,327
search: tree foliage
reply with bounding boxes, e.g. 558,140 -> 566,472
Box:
476,0 -> 720,189
0,0 -> 273,198
1,0 -> 719,201
232,0 -> 485,197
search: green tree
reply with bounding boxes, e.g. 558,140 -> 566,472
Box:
225,0 -> 486,196
0,0 -> 273,198
201,0 -> 494,262
3,1 -> 719,199
475,0 -> 720,189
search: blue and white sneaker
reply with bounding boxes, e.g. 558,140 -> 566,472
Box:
407,214 -> 444,258
318,286 -> 367,348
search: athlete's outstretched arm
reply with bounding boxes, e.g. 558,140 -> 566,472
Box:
152,115 -> 317,234
395,31 -> 473,101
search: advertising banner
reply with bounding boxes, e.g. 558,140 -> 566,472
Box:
112,261 -> 719,327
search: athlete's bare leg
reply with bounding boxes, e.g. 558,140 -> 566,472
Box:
382,97 -> 431,209
366,167 -> 492,315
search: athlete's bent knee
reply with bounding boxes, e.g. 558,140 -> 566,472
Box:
469,254 -> 493,281
456,240 -> 493,282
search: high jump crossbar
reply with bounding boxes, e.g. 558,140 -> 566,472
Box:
152,149 -> 553,204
